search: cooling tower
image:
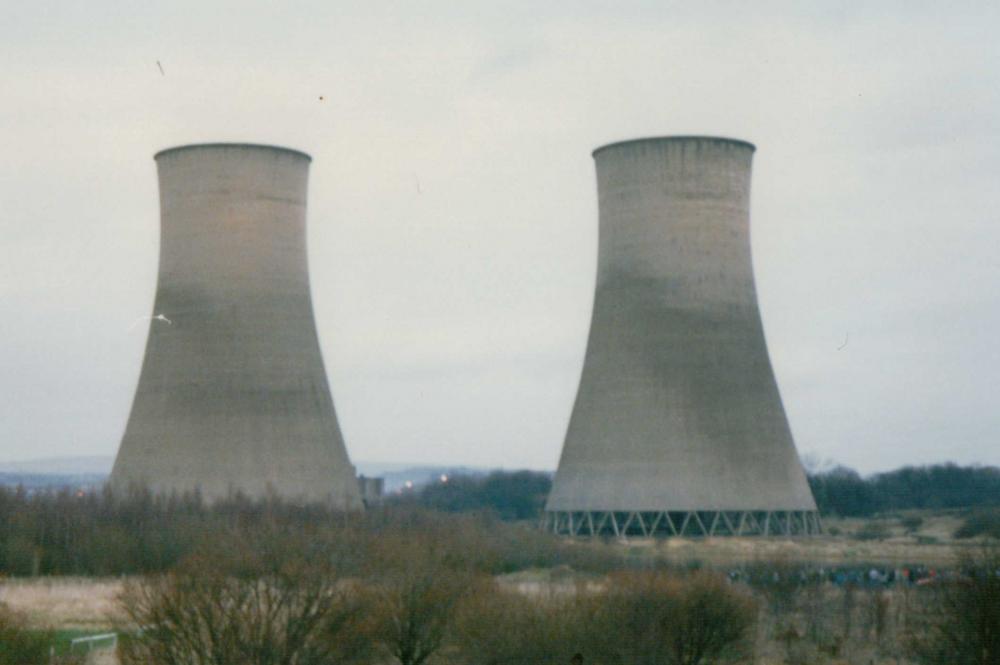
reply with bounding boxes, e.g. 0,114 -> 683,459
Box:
546,136 -> 819,537
110,143 -> 363,509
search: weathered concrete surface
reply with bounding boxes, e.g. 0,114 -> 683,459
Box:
547,137 -> 817,513
110,144 -> 363,508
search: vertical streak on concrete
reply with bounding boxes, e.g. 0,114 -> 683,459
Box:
546,137 -> 817,517
110,143 -> 363,509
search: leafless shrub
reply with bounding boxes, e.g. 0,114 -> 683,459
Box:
840,582 -> 856,644
865,588 -> 890,647
743,559 -> 809,616
595,571 -> 757,665
452,571 -> 755,665
366,533 -> 479,665
908,542 -> 1000,664
855,520 -> 891,541
902,515 -> 925,533
452,581 -> 588,665
116,529 -> 372,665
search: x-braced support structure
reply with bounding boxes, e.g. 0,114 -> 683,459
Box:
543,510 -> 822,538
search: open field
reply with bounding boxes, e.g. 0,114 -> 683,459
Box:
629,534 -> 961,567
0,511 -> 976,632
0,509 -> 989,665
0,577 -> 123,631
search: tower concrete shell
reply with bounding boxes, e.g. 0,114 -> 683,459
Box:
110,143 -> 363,509
545,137 -> 819,537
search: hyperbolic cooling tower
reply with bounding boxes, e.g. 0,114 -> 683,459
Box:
110,143 -> 363,508
546,136 -> 819,537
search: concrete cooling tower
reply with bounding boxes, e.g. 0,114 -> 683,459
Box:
110,143 -> 363,509
545,136 -> 819,537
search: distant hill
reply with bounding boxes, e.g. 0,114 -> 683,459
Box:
355,462 -> 493,494
0,455 -> 499,494
0,455 -> 114,475
0,472 -> 107,491
0,456 -> 113,490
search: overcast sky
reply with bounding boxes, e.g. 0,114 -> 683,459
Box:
2,2 -> 999,474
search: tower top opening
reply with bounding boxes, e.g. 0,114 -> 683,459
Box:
592,135 -> 756,158
154,143 -> 312,162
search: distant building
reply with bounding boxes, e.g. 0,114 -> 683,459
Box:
357,475 -> 385,507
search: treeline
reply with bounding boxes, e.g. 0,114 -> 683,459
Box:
809,463 -> 1000,517
394,470 -> 551,520
398,463 -> 1000,520
0,486 -> 624,578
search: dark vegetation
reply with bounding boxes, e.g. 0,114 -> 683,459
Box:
397,463 -> 1000,521
0,485 -> 624,577
0,607 -> 50,665
954,510 -> 1000,540
808,463 -> 1000,517
394,470 -> 551,520
4,483 -> 1000,664
908,544 -> 1000,664
4,464 -> 1000,577
0,605 -> 82,665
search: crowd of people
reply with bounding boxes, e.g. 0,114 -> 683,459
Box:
728,564 -> 946,588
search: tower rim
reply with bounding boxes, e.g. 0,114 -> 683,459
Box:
592,135 -> 756,158
154,143 -> 312,162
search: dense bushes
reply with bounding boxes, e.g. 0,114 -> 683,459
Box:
954,510 -> 1000,539
809,463 -> 1000,517
595,571 -> 756,665
454,572 -> 755,665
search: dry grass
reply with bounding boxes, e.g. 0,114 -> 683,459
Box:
599,511 -> 973,567
0,513 -> 968,630
638,534 -> 963,567
1,570 -> 933,665
0,510 -> 976,665
0,577 -> 124,630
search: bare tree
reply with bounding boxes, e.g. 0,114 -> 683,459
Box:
117,530 -> 372,665
368,534 -> 477,665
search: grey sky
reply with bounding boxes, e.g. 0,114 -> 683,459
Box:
2,2 -> 999,473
